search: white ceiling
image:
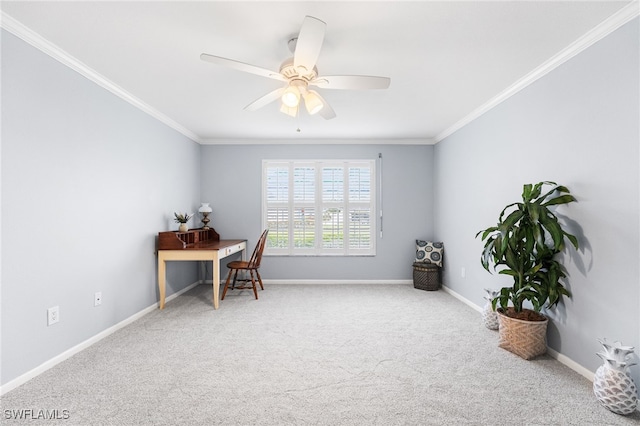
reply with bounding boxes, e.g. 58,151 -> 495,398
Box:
1,1 -> 635,143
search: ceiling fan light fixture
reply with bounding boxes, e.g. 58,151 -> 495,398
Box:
279,103 -> 298,118
303,90 -> 324,115
281,85 -> 300,108
201,15 -> 390,121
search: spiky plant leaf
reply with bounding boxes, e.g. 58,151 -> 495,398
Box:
543,194 -> 577,207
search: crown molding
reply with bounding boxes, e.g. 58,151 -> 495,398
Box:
435,1 -> 640,143
1,11 -> 201,143
199,138 -> 436,145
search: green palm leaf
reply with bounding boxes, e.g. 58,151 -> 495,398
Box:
475,181 -> 580,313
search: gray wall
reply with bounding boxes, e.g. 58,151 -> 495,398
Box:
1,31 -> 201,385
200,144 -> 434,281
434,18 -> 639,384
3,14 -> 637,392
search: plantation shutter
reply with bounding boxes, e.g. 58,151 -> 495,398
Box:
263,159 -> 375,256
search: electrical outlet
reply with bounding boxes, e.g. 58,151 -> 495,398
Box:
94,292 -> 102,307
461,267 -> 466,278
47,306 -> 59,326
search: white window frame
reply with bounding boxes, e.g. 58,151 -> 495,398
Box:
262,159 -> 376,256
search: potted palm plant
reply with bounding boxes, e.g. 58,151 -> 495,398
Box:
476,181 -> 579,359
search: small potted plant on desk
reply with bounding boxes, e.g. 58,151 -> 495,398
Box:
174,212 -> 192,232
476,181 -> 579,359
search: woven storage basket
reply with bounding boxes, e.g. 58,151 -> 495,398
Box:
412,262 -> 440,291
496,309 -> 548,360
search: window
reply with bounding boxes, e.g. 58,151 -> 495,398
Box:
263,159 -> 376,256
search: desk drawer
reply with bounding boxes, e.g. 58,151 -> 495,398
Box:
224,242 -> 246,256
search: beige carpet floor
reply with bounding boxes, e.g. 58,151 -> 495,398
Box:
1,284 -> 639,425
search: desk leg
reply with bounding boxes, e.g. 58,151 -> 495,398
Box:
158,255 -> 167,309
212,252 -> 220,310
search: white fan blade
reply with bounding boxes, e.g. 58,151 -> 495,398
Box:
311,75 -> 390,90
293,16 -> 326,73
244,87 -> 286,111
313,91 -> 336,120
200,53 -> 285,82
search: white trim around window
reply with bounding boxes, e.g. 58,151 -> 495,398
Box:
262,159 -> 376,256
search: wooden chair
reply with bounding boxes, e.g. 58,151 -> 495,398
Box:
221,229 -> 268,300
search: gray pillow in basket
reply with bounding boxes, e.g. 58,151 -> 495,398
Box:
415,240 -> 444,267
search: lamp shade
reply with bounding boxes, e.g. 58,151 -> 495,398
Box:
198,203 -> 212,213
281,85 -> 300,107
279,103 -> 299,117
303,90 -> 324,115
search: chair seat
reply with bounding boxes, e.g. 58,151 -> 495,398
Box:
227,260 -> 251,269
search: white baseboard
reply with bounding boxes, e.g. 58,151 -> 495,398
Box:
261,279 -> 413,285
0,281 -> 199,396
546,347 -> 595,381
440,284 -> 483,314
441,285 -> 597,382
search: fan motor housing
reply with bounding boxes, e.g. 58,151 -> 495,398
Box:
280,57 -> 318,82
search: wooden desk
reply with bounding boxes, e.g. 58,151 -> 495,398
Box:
157,228 -> 246,309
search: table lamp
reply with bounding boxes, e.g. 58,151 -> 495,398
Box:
198,203 -> 213,229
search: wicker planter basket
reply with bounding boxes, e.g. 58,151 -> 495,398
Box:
412,262 -> 440,291
496,308 -> 548,360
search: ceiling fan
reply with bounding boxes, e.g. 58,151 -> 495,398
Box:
200,16 -> 390,120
